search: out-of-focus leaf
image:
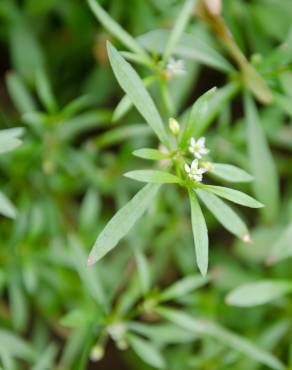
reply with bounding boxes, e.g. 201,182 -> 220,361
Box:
244,93 -> 279,222
124,170 -> 181,184
196,189 -> 249,240
210,163 -> 253,183
128,333 -> 166,369
133,148 -> 170,161
267,223 -> 292,264
226,280 -> 292,307
188,190 -> 208,276
159,274 -> 208,302
202,185 -> 263,208
0,191 -> 17,219
0,330 -> 37,362
31,343 -> 58,370
35,68 -> 57,113
134,248 -> 151,294
61,309 -> 95,329
137,29 -> 233,72
0,128 -> 23,154
107,43 -> 170,147
87,0 -> 149,61
157,307 -> 285,370
88,184 -> 161,265
162,0 -> 196,62
6,72 -> 36,114
69,235 -> 106,308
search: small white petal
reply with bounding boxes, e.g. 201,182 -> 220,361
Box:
190,137 -> 196,146
197,137 -> 205,146
194,152 -> 202,159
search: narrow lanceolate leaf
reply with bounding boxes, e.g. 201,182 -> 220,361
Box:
87,0 -> 149,61
6,72 -> 37,114
267,223 -> 292,264
69,236 -> 106,308
188,190 -> 208,276
88,184 -> 161,265
196,189 -> 249,240
159,274 -> 209,302
157,307 -> 285,370
134,248 -> 151,294
0,191 -> 17,219
133,148 -> 170,161
127,333 -> 165,369
244,93 -> 279,222
107,43 -> 170,147
210,163 -> 253,183
226,280 -> 292,307
180,87 -> 217,148
35,68 -> 58,113
124,170 -> 181,184
163,0 -> 196,62
203,185 -> 263,208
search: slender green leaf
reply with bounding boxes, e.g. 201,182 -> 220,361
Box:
244,93 -> 279,222
196,188 -> 249,240
210,163 -> 253,183
124,170 -> 181,184
134,248 -> 151,294
180,87 -> 217,147
137,29 -> 233,72
0,128 -> 23,154
159,274 -> 208,302
188,190 -> 208,276
87,0 -> 149,61
133,148 -> 170,161
267,223 -> 292,264
203,185 -> 263,208
69,235 -> 106,308
6,72 -> 36,114
128,333 -> 166,369
0,330 -> 37,362
107,43 -> 170,147
88,184 -> 161,265
35,68 -> 57,113
226,280 -> 292,307
157,307 -> 285,370
31,344 -> 58,370
163,0 -> 196,62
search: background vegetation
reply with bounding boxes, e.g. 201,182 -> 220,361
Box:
0,0 -> 292,369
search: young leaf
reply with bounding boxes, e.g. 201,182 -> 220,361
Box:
87,0 -> 149,61
159,274 -> 209,302
180,87 -> 217,147
134,248 -> 151,294
127,333 -> 166,369
210,163 -> 253,183
0,191 -> 17,219
163,0 -> 196,62
244,93 -> 279,222
88,184 -> 161,265
203,185 -> 263,208
31,343 -> 58,370
133,148 -> 170,161
188,190 -> 209,276
107,43 -> 170,147
226,280 -> 292,307
157,307 -> 285,370
124,170 -> 181,184
196,189 -> 249,240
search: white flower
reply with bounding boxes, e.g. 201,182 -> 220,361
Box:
185,159 -> 207,182
166,57 -> 186,76
189,137 -> 209,159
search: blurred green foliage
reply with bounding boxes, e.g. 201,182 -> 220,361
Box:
0,0 -> 292,369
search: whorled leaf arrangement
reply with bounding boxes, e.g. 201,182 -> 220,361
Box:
87,42 -> 263,276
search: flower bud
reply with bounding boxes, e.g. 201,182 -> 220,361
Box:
168,117 -> 180,136
90,345 -> 104,362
